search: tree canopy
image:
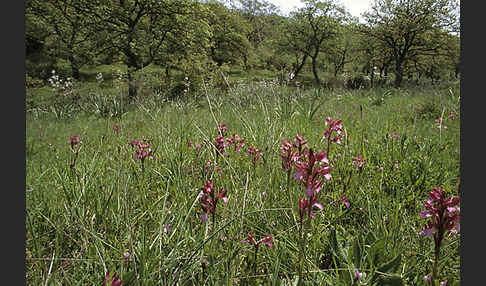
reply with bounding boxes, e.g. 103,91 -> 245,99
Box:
25,0 -> 460,94
360,0 -> 459,87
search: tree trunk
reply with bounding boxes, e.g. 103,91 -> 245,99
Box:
125,46 -> 139,101
165,66 -> 170,79
311,56 -> 320,86
69,55 -> 80,80
370,63 -> 375,89
124,34 -> 140,101
127,69 -> 137,101
72,66 -> 80,80
336,50 -> 346,77
243,55 -> 249,71
394,61 -> 403,88
334,59 -> 342,78
292,54 -> 308,80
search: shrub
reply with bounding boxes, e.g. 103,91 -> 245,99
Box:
346,74 -> 370,89
412,97 -> 443,120
325,76 -> 346,89
25,74 -> 44,88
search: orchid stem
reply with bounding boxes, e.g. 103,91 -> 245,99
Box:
287,171 -> 297,225
253,245 -> 259,275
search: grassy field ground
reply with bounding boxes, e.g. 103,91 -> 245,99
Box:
26,70 -> 460,285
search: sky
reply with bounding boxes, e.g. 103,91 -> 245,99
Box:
268,0 -> 372,20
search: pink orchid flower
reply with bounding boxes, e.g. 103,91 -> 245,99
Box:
242,233 -> 273,247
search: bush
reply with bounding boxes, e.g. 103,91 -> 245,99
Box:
53,58 -> 74,79
412,97 -> 443,120
134,68 -> 166,98
26,58 -> 56,81
346,74 -> 370,89
325,76 -> 346,89
25,74 -> 44,88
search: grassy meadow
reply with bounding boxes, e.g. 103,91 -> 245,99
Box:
26,72 -> 460,285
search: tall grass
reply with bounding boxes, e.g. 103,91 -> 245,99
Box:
26,81 -> 460,285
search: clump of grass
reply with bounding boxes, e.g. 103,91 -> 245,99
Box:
412,96 -> 444,120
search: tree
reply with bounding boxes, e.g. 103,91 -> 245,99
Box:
205,1 -> 250,67
407,31 -> 459,84
26,0 -> 96,80
234,0 -> 280,49
276,16 -> 309,81
325,21 -> 359,78
77,0 -> 208,100
355,23 -> 395,87
286,0 -> 347,85
361,0 -> 459,87
26,3 -> 53,80
441,32 -> 460,79
232,0 -> 280,70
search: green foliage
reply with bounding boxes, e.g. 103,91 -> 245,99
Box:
346,74 -> 370,90
26,0 -> 98,79
25,0 -> 461,94
360,0 -> 459,87
205,1 -> 251,67
25,74 -> 44,88
412,96 -> 444,120
281,0 -> 348,85
85,92 -> 127,119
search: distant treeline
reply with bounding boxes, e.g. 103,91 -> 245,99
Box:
26,0 -> 460,98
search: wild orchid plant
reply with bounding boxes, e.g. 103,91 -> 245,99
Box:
68,134 -> 82,171
214,135 -> 227,158
227,134 -> 245,153
204,159 -> 222,175
419,187 -> 460,285
294,147 -> 332,284
275,117 -> 342,284
214,124 -> 229,162
322,116 -> 343,155
213,123 -> 263,176
129,138 -> 154,172
280,139 -> 298,217
113,124 -> 120,135
293,134 -> 308,157
246,145 -> 263,170
294,148 -> 332,215
217,123 -> 227,137
352,155 -> 365,176
199,180 -> 229,230
242,233 -> 273,274
103,270 -> 122,286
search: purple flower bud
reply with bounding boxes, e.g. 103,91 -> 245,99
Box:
200,213 -> 208,223
294,170 -> 303,181
354,269 -> 366,280
419,228 -> 435,236
305,188 -> 314,198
